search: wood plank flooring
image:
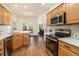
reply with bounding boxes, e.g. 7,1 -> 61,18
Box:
11,36 -> 53,56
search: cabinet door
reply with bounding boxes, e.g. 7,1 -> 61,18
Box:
12,36 -> 18,50
58,46 -> 77,56
8,12 -> 12,25
23,34 -> 29,45
47,12 -> 52,25
66,3 -> 79,24
12,35 -> 18,50
3,7 -> 9,25
47,9 -> 58,25
0,5 -> 3,24
57,4 -> 66,14
0,40 -> 4,56
51,8 -> 58,16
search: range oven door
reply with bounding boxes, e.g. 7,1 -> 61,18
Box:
46,36 -> 58,56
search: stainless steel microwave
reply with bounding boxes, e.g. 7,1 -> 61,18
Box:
51,12 -> 66,25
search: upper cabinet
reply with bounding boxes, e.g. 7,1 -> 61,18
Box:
8,11 -> 12,25
66,3 -> 79,24
57,4 -> 66,14
0,4 -> 12,25
46,3 -> 79,25
0,5 -> 3,24
3,7 -> 9,25
46,4 -> 66,26
46,7 -> 58,25
47,12 -> 52,25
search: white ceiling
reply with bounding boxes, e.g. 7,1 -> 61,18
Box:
3,3 -> 57,18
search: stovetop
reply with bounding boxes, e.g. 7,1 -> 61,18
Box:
47,33 -> 71,39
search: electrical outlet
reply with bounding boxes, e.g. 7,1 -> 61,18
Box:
74,33 -> 79,39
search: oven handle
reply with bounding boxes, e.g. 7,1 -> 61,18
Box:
47,37 -> 57,42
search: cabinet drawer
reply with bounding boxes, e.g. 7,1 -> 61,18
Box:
0,40 -> 4,56
0,49 -> 4,53
0,40 -> 4,49
58,46 -> 77,56
59,40 -> 79,55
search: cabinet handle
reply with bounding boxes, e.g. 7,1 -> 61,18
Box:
0,42 -> 2,45
64,45 -> 70,49
0,49 -> 2,51
0,54 -> 2,56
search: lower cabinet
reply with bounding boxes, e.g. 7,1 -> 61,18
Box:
12,33 -> 30,51
0,40 -> 4,56
58,46 -> 77,56
58,40 -> 79,56
12,34 -> 23,51
23,34 -> 30,45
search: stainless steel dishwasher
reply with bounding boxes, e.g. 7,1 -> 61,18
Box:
4,35 -> 12,56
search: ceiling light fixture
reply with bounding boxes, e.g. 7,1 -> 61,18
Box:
25,12 -> 32,17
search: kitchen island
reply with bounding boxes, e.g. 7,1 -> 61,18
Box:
11,32 -> 30,51
0,31 -> 31,56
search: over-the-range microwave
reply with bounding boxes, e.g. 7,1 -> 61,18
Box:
51,12 -> 66,25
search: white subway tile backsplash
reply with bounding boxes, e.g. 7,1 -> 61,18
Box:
46,24 -> 79,37
0,25 -> 12,34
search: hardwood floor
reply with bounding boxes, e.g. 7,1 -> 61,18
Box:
11,36 -> 53,56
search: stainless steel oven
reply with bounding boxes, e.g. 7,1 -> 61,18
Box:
46,35 -> 58,56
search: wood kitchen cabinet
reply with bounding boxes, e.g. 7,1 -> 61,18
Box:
47,8 -> 57,25
46,3 -> 65,26
51,8 -> 58,17
8,12 -> 12,25
57,3 -> 66,14
58,46 -> 77,56
58,40 -> 79,56
0,40 -> 4,56
47,12 -> 52,25
12,34 -> 23,51
3,7 -> 9,25
0,5 -> 3,24
23,34 -> 30,45
0,4 -> 12,25
12,33 -> 30,51
66,3 -> 79,24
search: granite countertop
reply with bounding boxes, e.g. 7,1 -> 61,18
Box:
0,33 -> 13,40
13,30 -> 32,34
58,37 -> 79,48
0,31 -> 32,40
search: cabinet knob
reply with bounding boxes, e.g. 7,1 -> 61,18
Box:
64,45 -> 70,49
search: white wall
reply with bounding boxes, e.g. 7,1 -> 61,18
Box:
16,16 -> 39,35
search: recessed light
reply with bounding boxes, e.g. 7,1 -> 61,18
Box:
41,3 -> 45,6
14,4 -> 18,7
24,6 -> 27,8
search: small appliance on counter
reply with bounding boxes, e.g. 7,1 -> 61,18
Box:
72,33 -> 79,39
